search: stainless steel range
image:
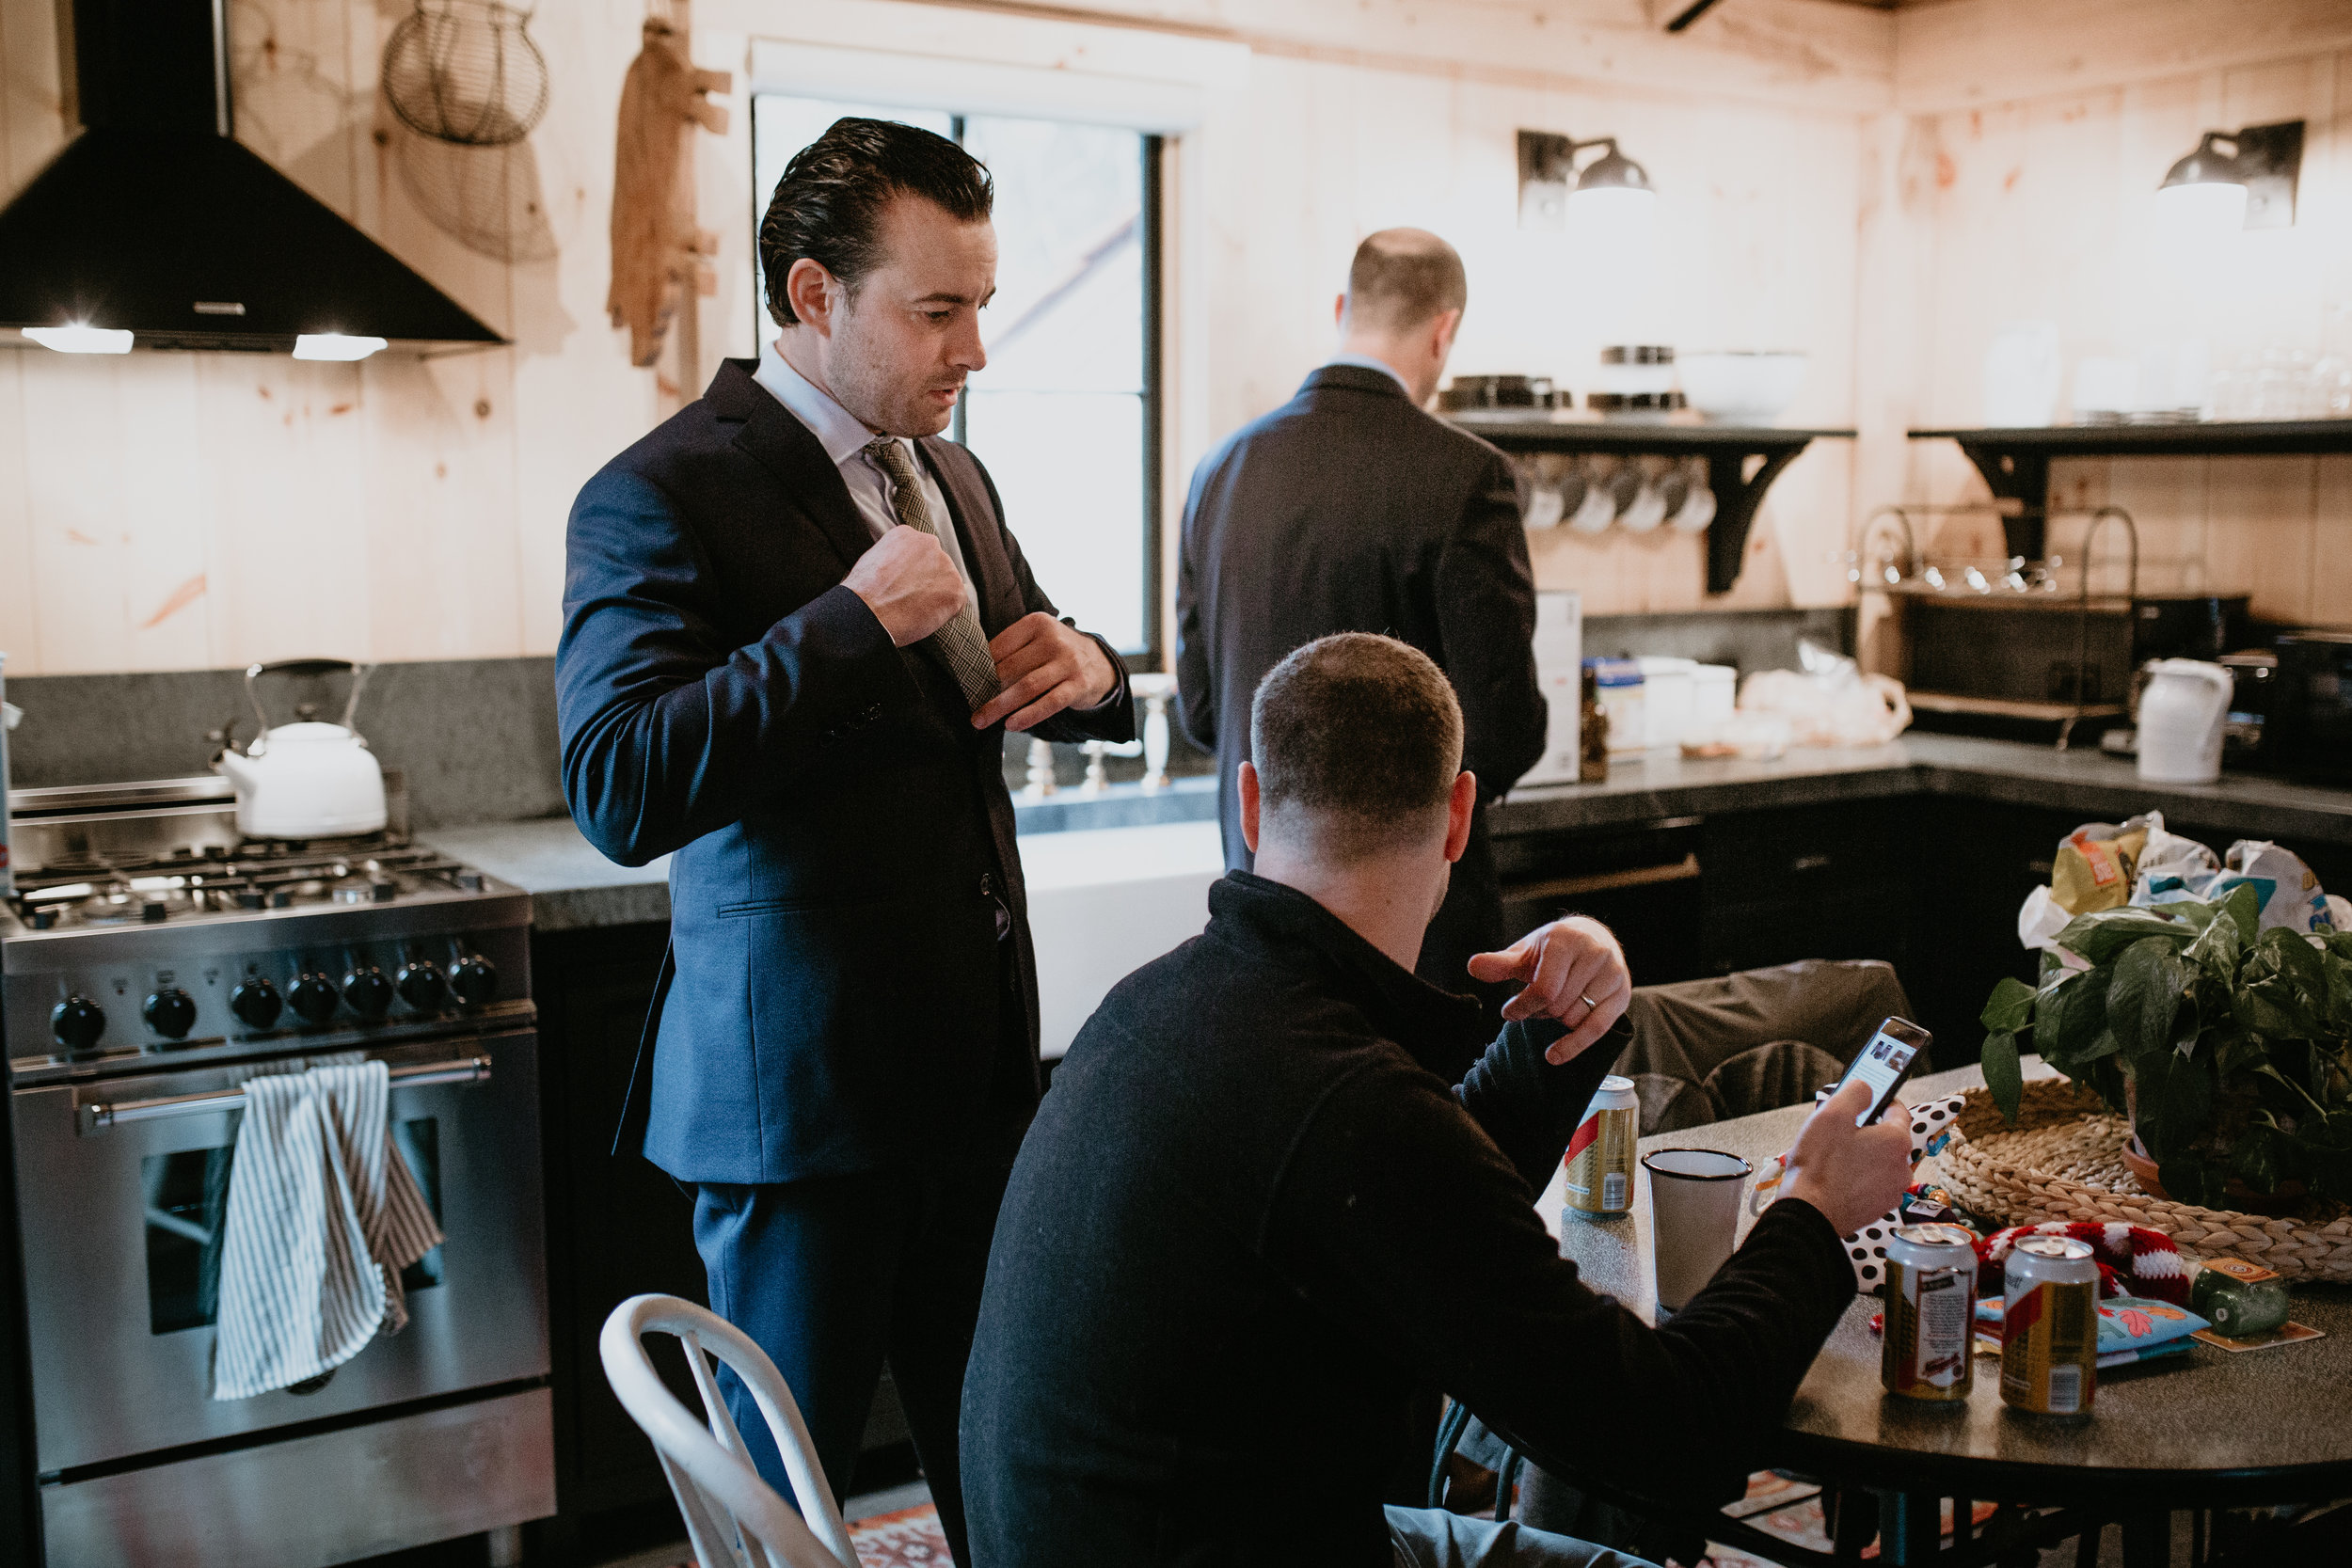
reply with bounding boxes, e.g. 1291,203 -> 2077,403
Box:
2,777 -> 550,1567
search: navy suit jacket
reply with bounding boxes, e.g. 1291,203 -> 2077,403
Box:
1174,364 -> 1547,1008
558,358 -> 1134,1185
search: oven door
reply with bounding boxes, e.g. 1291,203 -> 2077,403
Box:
10,1028 -> 547,1475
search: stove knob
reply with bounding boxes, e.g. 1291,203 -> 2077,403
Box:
454,871 -> 485,892
236,890 -> 266,911
371,879 -> 398,904
289,972 -> 341,1026
141,901 -> 168,924
50,995 -> 105,1053
229,977 -> 284,1030
268,888 -> 294,910
143,988 -> 199,1039
396,959 -> 448,1012
451,955 -> 499,1006
342,965 -> 393,1020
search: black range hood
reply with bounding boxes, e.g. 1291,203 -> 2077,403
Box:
0,0 -> 504,354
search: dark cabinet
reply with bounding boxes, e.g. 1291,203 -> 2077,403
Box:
1496,817 -> 1709,987
1699,798 -> 1914,984
531,922 -> 705,1552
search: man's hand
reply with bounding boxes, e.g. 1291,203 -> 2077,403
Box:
1465,916 -> 1630,1064
972,612 -> 1116,731
843,525 -> 966,647
1778,1080 -> 1915,1238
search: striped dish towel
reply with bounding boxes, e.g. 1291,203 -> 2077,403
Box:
212,1060 -> 444,1401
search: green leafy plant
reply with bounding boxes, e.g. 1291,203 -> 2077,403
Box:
1979,882 -> 2352,1209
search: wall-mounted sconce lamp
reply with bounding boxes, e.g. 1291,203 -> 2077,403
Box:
2157,121 -> 2304,230
1518,131 -> 1658,232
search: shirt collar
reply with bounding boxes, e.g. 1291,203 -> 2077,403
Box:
754,335 -> 887,469
1208,871 -> 1486,1077
1320,352 -> 1415,398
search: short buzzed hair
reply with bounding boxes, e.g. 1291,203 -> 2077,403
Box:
1251,634 -> 1464,862
1342,229 -> 1468,335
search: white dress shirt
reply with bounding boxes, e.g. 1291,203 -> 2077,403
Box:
1321,352 -> 1415,399
754,336 -> 980,611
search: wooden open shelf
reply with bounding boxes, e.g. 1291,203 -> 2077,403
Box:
1907,419 -> 2352,559
1452,415 -> 1854,594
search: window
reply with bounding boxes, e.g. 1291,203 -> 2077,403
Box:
753,98 -> 1162,659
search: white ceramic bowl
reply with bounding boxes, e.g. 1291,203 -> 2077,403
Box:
1679,352 -> 1807,423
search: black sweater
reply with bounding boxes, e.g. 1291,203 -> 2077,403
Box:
960,873 -> 1855,1567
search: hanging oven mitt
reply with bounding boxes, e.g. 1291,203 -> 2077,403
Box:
1750,1089 -> 1970,1293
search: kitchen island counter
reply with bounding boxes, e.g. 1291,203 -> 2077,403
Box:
424,736 -> 2352,933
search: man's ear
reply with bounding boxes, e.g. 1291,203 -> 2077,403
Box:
787,257 -> 839,336
1333,292 -> 1348,331
1239,760 -> 1262,856
1429,307 -> 1463,363
1442,769 -> 1476,863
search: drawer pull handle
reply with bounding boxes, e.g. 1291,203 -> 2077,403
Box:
1505,854 -> 1701,902
80,1055 -> 491,1134
1790,853 -> 1833,872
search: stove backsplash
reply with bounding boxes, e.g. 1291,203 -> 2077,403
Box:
3,657 -> 563,832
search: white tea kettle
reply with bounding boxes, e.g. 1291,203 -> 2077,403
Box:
214,659 -> 389,839
2136,658 -> 2233,785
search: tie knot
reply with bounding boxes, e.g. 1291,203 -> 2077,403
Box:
865,435 -> 915,483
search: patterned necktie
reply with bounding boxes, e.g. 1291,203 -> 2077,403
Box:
863,436 -> 1002,711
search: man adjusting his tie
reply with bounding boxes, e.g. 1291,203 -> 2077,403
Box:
557,118 -> 1133,1564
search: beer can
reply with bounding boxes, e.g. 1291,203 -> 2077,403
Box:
1564,1075 -> 1639,1218
1999,1236 -> 2099,1417
1881,1224 -> 1978,1401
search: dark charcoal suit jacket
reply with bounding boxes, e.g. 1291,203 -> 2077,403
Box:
558,358 -> 1133,1185
1175,363 -> 1548,1004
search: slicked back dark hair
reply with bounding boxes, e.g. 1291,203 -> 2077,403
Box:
758,117 -> 993,327
1250,633 -> 1463,863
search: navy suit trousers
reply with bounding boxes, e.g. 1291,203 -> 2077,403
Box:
689,956 -> 1032,1568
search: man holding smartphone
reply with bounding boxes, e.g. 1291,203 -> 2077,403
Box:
961,635 -> 1915,1567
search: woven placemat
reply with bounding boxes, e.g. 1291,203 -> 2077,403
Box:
1925,1079 -> 2352,1282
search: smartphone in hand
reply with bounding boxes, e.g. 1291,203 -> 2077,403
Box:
1832,1016 -> 1932,1127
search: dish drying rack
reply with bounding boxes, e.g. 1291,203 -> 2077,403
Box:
1848,503 -> 2140,750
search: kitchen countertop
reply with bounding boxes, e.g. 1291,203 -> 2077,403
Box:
423,736 -> 2352,933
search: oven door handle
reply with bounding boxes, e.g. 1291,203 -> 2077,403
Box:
78,1054 -> 493,1134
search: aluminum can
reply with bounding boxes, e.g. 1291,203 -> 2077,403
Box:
1881,1224 -> 1978,1401
1564,1075 -> 1639,1217
1999,1236 -> 2098,1417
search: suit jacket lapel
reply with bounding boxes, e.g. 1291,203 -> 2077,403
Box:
707,359 -> 875,572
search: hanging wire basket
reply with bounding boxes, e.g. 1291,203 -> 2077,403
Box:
382,1 -> 550,148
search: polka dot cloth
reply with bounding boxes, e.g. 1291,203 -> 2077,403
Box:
1757,1090 -> 1970,1293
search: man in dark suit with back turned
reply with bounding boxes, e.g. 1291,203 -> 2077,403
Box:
1177,230 -> 1548,1037
557,119 -> 1132,1563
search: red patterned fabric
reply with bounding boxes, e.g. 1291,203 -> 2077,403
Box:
1972,1221 -> 2191,1306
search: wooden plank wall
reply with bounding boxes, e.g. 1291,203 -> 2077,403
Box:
0,0 -> 707,675
1880,47 -> 2352,630
3,0 -> 2347,677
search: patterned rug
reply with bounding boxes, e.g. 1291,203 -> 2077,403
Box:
653,1481 -> 1997,1566
1701,1473 -> 1999,1566
847,1503 -> 954,1566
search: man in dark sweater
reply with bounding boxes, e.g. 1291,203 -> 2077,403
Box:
961,634 -> 1913,1567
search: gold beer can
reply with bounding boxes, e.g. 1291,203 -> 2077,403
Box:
1564,1075 -> 1639,1218
1882,1224 -> 1978,1401
1999,1236 -> 2099,1417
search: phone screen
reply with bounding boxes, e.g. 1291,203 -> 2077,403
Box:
1836,1017 -> 1931,1126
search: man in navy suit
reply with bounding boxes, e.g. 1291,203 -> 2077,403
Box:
557,119 -> 1132,1561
